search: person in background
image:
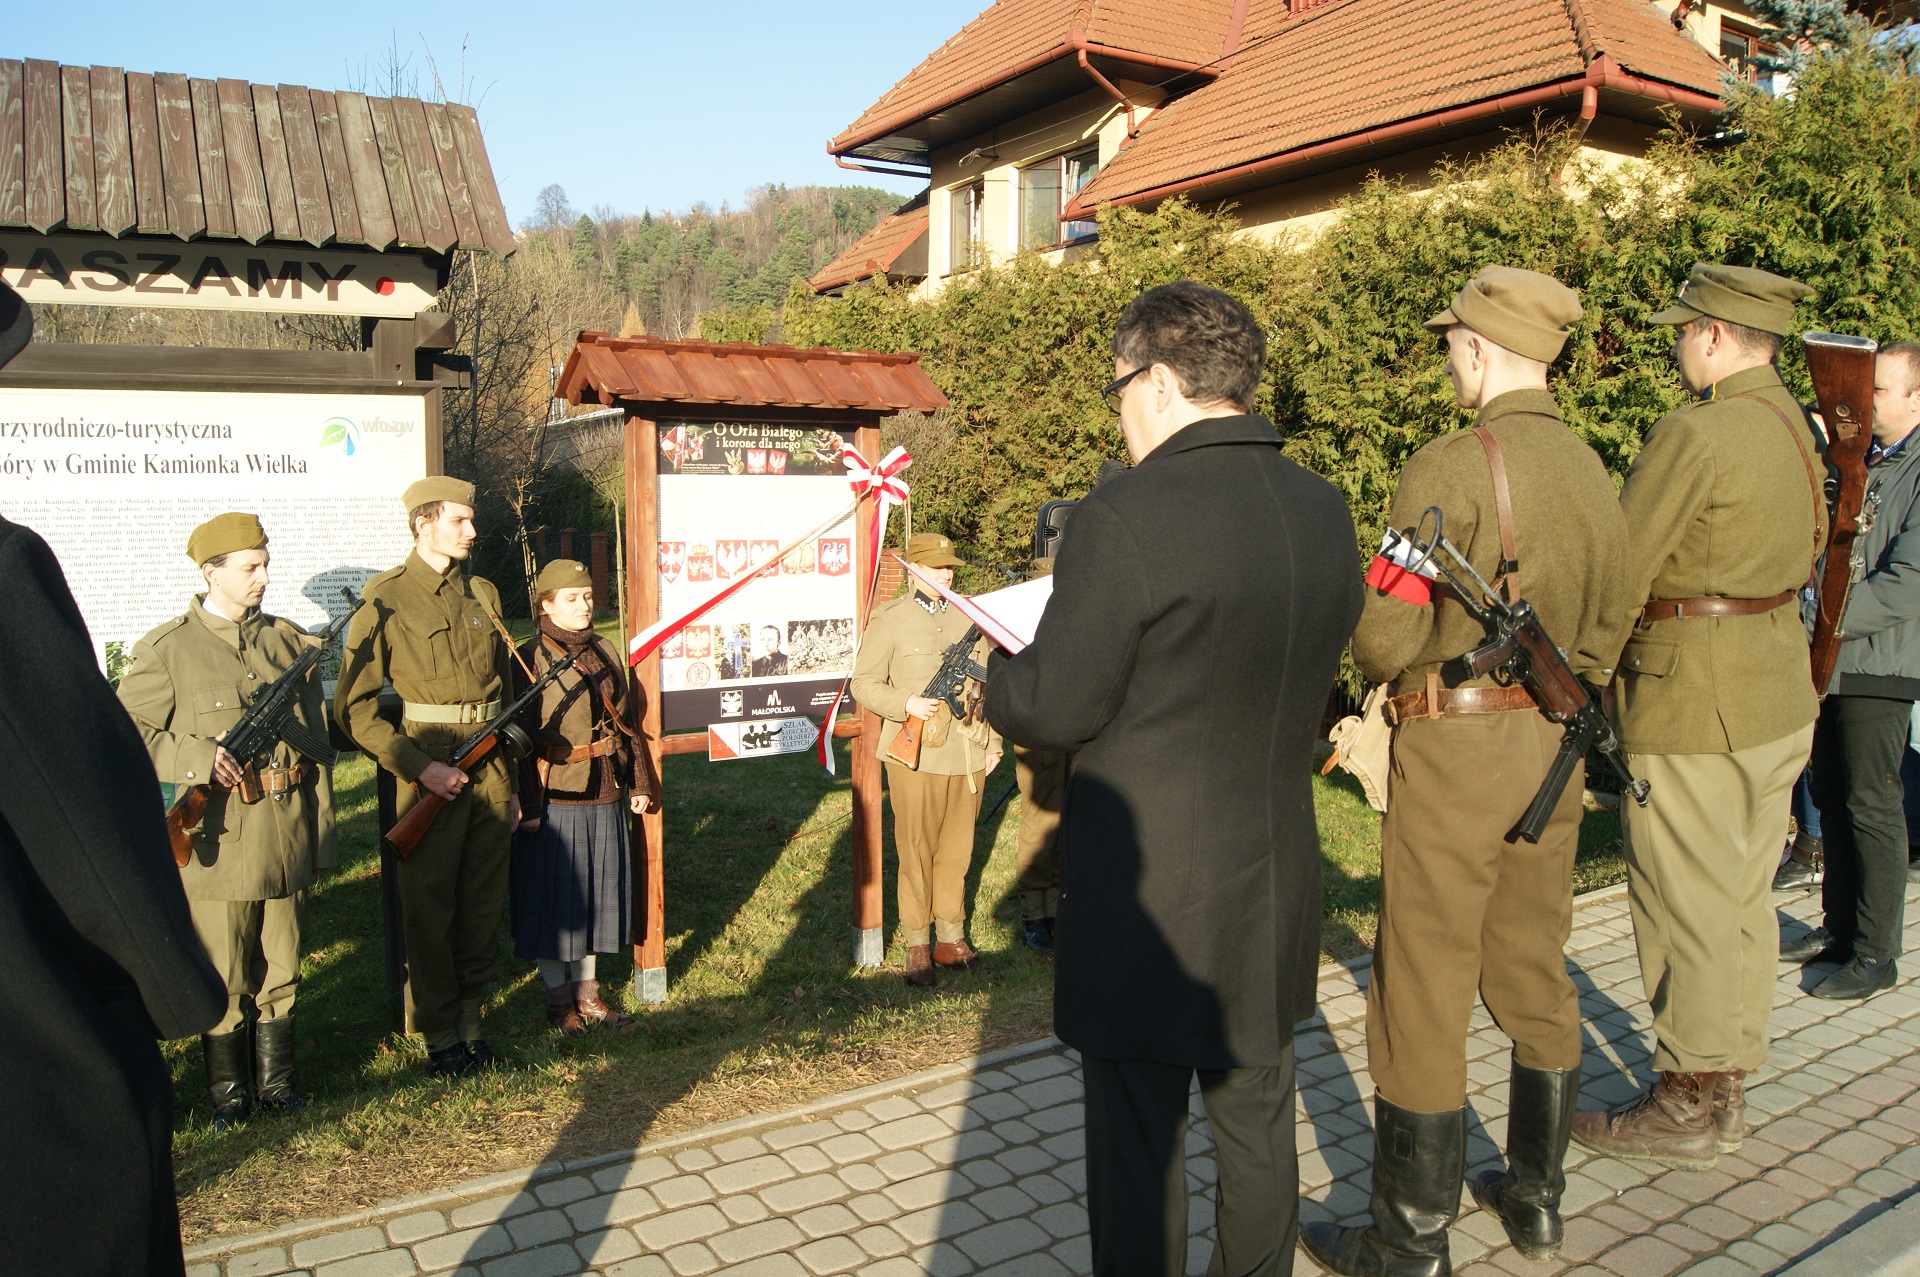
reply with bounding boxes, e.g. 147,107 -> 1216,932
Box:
1782,341 -> 1920,1000
1774,771 -> 1824,890
117,513 -> 336,1129
512,559 -> 659,1033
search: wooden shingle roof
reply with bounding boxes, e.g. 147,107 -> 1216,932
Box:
0,59 -> 515,255
559,334 -> 949,416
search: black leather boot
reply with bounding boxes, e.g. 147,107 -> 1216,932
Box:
1469,1058 -> 1577,1260
202,1029 -> 251,1132
254,1016 -> 306,1112
1301,1096 -> 1466,1277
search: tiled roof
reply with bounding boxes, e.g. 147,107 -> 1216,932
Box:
0,59 -> 514,254
557,334 -> 949,416
810,194 -> 930,292
830,0 -> 1239,156
1065,0 -> 1727,215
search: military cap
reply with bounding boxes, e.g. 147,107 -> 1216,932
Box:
534,559 -> 592,595
186,512 -> 268,565
906,532 -> 964,567
402,475 -> 476,512
1649,263 -> 1814,336
1425,266 -> 1584,363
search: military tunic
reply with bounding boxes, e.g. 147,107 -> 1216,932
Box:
1354,389 -> 1633,1112
335,551 -> 516,1050
117,600 -> 336,1032
851,589 -> 1000,946
1613,363 -> 1826,1073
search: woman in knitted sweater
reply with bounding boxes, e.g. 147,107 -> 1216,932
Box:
511,560 -> 659,1033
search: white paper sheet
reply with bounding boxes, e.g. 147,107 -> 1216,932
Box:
901,562 -> 1054,653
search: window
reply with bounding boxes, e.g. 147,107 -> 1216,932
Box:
1019,144 -> 1100,252
1719,21 -> 1785,84
949,180 -> 984,272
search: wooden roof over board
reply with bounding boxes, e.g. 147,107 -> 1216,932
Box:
558,334 -> 949,416
0,59 -> 515,255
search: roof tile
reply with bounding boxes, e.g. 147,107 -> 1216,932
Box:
810,192 -> 930,291
559,335 -> 948,416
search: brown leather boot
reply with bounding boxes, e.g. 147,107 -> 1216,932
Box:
932,939 -> 982,971
1711,1070 -> 1746,1152
1571,1072 -> 1719,1171
904,945 -> 937,988
574,980 -> 636,1031
545,984 -> 584,1036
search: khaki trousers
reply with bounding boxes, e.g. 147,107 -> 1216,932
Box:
1014,746 -> 1067,920
188,893 -> 306,1034
1624,724 -> 1812,1072
885,762 -> 984,946
1369,710 -> 1585,1113
395,756 -> 514,1051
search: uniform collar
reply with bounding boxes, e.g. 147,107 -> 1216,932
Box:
191,594 -> 257,649
1478,388 -> 1562,423
405,548 -> 464,594
1701,363 -> 1786,402
1137,413 -> 1282,465
913,589 -> 948,615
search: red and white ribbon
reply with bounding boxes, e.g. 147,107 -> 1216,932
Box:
816,446 -> 911,773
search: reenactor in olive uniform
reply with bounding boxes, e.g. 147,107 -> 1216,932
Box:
1574,265 -> 1825,1171
1305,268 -> 1633,1275
1009,559 -> 1065,952
851,533 -> 1002,987
117,513 -> 337,1128
335,478 -> 522,1077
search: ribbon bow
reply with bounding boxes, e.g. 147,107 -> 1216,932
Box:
844,445 -> 911,502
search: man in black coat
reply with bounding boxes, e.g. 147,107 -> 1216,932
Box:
987,282 -> 1362,1277
0,514 -> 227,1276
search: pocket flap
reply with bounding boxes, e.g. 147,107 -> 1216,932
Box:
191,683 -> 244,714
395,613 -> 451,639
1622,638 -> 1679,677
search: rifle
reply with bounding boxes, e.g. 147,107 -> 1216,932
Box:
1804,331 -> 1880,698
165,587 -> 358,868
1385,510 -> 1649,844
885,623 -> 987,770
384,650 -> 577,860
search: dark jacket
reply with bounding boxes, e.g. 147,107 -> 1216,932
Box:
986,415 -> 1361,1068
1832,430 -> 1920,698
0,516 -> 225,1276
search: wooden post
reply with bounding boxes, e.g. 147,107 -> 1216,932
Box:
625,414 -> 669,1004
849,423 -> 887,967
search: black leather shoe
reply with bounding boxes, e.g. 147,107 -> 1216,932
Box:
1300,1097 -> 1465,1277
1812,955 -> 1898,1001
1469,1058 -> 1577,1260
426,1043 -> 476,1078
465,1039 -> 512,1072
203,1029 -> 252,1132
1780,928 -> 1852,965
253,1016 -> 306,1112
1772,856 -> 1819,892
1022,918 -> 1055,952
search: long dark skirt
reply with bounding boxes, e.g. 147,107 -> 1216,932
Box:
510,799 -> 632,961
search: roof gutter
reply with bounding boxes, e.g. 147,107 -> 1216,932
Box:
1063,56 -> 1722,218
1077,48 -> 1138,138
835,155 -> 933,180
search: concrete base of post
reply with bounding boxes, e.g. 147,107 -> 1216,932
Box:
634,966 -> 668,1005
854,926 -> 884,969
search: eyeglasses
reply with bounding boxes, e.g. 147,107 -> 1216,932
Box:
1101,366 -> 1145,413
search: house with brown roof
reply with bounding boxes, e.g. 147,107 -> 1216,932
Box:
809,0 -> 1802,296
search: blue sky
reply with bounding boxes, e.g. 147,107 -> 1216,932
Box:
8,2 -> 984,226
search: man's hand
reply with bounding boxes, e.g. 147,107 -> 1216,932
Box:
418,760 -> 469,802
906,695 -> 940,719
983,750 -> 1003,775
508,794 -> 523,827
209,739 -> 245,788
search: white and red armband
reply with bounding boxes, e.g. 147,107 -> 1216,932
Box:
1365,531 -> 1438,606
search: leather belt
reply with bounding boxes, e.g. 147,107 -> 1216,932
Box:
1386,684 -> 1536,726
258,763 -> 310,796
403,698 -> 503,725
1639,588 -> 1797,624
543,737 -> 618,765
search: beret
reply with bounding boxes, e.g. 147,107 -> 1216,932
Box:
534,559 -> 592,595
906,532 -> 964,567
1425,265 -> 1584,363
402,475 -> 476,511
1648,263 -> 1814,336
187,512 -> 267,565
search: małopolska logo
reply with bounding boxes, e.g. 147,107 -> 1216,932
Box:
318,416 -> 361,456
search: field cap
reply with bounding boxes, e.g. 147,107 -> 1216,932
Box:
403,476 -> 476,511
534,559 -> 591,594
906,533 -> 964,567
1425,265 -> 1584,363
1649,263 -> 1814,336
187,512 -> 267,565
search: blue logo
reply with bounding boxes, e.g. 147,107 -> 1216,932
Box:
319,416 -> 360,456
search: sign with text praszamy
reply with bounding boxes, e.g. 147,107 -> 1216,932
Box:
0,387 -> 425,673
0,232 -> 442,318
656,421 -> 859,734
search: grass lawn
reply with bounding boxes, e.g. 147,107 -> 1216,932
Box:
168,740 -> 1626,1246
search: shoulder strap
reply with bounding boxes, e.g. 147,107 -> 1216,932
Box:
1734,393 -> 1825,563
1472,425 -> 1520,603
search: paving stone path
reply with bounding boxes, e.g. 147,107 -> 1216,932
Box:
186,880 -> 1920,1277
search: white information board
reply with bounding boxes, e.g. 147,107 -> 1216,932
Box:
0,386 -> 427,672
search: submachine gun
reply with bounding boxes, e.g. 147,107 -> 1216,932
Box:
165,587 -> 359,868
884,624 -> 987,770
384,650 -> 578,859
1385,509 -> 1649,844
